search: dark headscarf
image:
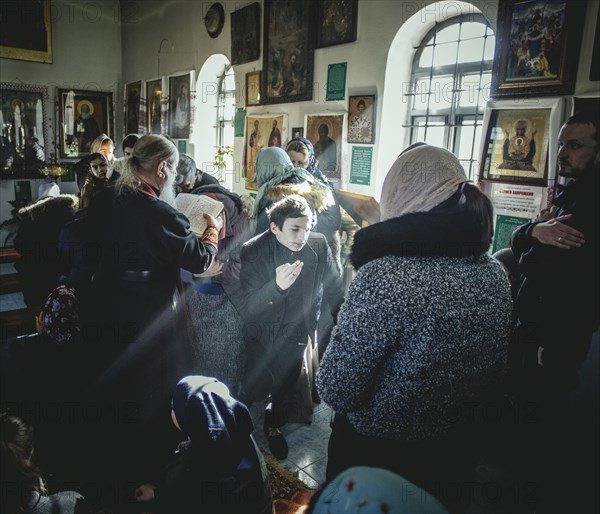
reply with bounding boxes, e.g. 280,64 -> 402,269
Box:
287,136 -> 330,186
171,376 -> 254,470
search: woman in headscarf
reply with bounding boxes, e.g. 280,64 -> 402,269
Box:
134,376 -> 272,514
286,137 -> 330,187
317,144 -> 512,514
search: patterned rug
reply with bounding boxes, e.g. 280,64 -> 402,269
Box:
263,452 -> 316,503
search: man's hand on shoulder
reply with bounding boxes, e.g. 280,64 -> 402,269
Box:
531,214 -> 585,249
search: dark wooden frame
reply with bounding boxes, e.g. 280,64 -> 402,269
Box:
316,0 -> 359,48
292,127 -> 304,138
0,0 -> 52,63
125,81 -> 141,135
231,2 -> 261,65
348,94 -> 376,144
491,0 -> 586,98
0,82 -> 50,178
168,73 -> 192,139
262,0 -> 314,105
58,88 -> 113,159
245,71 -> 261,106
479,107 -> 551,186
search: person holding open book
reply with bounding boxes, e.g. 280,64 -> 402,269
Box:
81,134 -> 224,509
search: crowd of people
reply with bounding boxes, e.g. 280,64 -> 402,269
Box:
1,111 -> 598,513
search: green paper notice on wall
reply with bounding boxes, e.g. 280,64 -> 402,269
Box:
350,146 -> 372,185
326,63 -> 347,101
492,214 -> 529,254
235,109 -> 246,137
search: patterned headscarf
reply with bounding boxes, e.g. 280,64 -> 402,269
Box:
380,144 -> 467,221
253,147 -> 316,218
286,137 -> 330,186
311,466 -> 448,514
39,286 -> 80,344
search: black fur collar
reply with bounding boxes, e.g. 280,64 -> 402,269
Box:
350,210 -> 487,269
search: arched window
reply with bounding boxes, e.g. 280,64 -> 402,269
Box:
216,64 -> 235,149
404,14 -> 494,179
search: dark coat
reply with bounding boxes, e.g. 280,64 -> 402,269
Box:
14,194 -> 79,309
81,185 -> 217,489
511,171 -> 600,381
318,210 -> 512,439
240,230 -> 344,402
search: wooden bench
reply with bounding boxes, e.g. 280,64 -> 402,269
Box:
0,247 -> 22,264
0,273 -> 24,294
0,308 -> 36,338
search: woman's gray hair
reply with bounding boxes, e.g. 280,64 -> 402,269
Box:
116,135 -> 179,195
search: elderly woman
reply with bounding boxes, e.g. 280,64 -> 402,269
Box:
317,144 -> 512,513
286,136 -> 331,186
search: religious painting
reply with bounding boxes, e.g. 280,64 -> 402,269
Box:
480,108 -> 551,185
491,0 -> 586,97
316,0 -> 358,48
58,88 -> 113,159
306,114 -> 344,180
292,127 -> 304,139
348,95 -> 376,144
168,73 -> 192,139
0,0 -> 52,63
262,0 -> 314,104
245,71 -> 261,106
231,2 -> 261,65
244,114 -> 285,190
125,81 -> 141,135
0,83 -> 50,177
146,79 -> 163,135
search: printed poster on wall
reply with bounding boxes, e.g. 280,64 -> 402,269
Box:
326,62 -> 347,101
489,183 -> 543,253
350,146 -> 372,185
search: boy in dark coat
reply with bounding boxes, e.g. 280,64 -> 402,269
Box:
240,195 -> 344,459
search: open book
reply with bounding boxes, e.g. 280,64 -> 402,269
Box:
175,193 -> 224,236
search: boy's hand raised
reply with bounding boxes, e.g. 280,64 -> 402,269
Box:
275,260 -> 303,290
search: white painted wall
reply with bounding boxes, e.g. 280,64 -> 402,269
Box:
1,0 -> 598,241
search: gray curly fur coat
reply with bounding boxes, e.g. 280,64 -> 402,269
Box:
317,210 -> 513,440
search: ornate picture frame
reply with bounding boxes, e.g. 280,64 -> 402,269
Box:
0,0 -> 52,63
58,88 -> 114,159
316,0 -> 359,48
348,94 -> 376,144
479,98 -> 564,186
231,2 -> 261,65
306,113 -> 344,180
0,82 -> 50,177
262,0 -> 314,105
491,0 -> 586,98
125,81 -> 141,135
245,71 -> 261,106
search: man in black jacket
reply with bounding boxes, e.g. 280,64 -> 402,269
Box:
511,111 -> 599,512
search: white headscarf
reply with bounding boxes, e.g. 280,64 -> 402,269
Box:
38,182 -> 60,199
380,144 -> 467,220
